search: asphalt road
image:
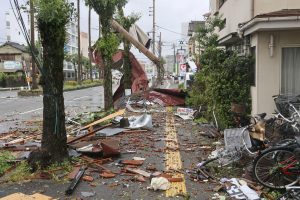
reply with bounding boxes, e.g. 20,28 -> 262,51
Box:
0,86 -> 104,133
0,79 -> 176,134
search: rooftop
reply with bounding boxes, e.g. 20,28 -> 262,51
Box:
256,9 -> 300,18
0,41 -> 28,52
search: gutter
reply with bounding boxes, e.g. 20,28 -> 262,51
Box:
239,16 -> 300,36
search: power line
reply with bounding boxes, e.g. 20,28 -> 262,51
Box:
155,25 -> 188,37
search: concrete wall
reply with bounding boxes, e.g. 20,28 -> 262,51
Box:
251,30 -> 300,115
254,0 -> 300,15
218,0 -> 252,39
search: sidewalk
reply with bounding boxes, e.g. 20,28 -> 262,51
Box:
0,107 -> 216,199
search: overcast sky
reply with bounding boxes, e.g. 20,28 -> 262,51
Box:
1,0 -> 209,58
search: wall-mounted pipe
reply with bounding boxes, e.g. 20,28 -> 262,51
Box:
269,34 -> 274,57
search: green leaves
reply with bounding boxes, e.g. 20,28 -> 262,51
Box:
96,33 -> 120,59
188,15 -> 253,129
35,0 -> 74,26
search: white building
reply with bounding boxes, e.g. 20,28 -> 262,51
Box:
209,0 -> 300,115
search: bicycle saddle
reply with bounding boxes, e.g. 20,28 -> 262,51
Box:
256,113 -> 267,119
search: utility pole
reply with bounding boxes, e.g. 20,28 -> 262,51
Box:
88,6 -> 93,81
30,0 -> 37,89
158,32 -> 162,58
77,0 -> 82,84
152,0 -> 156,56
149,0 -> 156,80
173,43 -> 176,75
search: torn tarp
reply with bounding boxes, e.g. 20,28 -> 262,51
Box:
144,89 -> 187,106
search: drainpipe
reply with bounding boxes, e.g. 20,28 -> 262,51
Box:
269,34 -> 274,57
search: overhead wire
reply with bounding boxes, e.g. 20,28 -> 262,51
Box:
10,0 -> 62,135
155,24 -> 188,37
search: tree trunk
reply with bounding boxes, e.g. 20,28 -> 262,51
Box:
88,6 -> 93,81
123,41 -> 131,89
39,23 -> 68,163
77,0 -> 82,84
104,59 -> 113,110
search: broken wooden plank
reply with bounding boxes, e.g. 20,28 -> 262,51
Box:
81,109 -> 125,130
67,123 -> 112,144
125,168 -> 151,178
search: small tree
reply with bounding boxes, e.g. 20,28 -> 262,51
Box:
116,8 -> 140,89
34,0 -> 74,164
85,0 -> 127,110
65,54 -> 79,81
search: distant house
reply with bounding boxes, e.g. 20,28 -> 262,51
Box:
0,41 -> 30,74
187,21 -> 205,58
209,0 -> 300,115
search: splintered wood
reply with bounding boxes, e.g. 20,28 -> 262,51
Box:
164,107 -> 187,197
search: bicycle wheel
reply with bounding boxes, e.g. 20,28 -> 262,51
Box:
253,147 -> 299,189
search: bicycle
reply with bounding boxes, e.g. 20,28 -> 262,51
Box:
252,99 -> 300,189
198,114 -> 268,180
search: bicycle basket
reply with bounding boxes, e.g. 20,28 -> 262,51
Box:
224,128 -> 252,152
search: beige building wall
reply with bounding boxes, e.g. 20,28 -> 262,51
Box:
0,45 -> 30,62
251,30 -> 300,115
217,0 -> 252,39
254,0 -> 300,15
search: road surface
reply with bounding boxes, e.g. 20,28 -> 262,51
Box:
0,86 -> 104,133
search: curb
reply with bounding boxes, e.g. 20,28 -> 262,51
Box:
17,84 -> 103,97
0,86 -> 29,91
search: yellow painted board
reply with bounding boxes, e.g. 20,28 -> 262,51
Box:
81,109 -> 125,130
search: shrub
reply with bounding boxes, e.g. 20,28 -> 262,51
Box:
64,81 -> 77,86
188,48 -> 252,129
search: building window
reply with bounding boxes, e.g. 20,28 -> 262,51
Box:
281,47 -> 300,95
6,21 -> 10,28
7,35 -> 11,41
0,54 -> 14,60
68,63 -> 73,69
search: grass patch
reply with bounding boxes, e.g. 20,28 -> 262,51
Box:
194,117 -> 208,124
0,151 -> 15,176
72,108 -> 115,125
8,161 -> 31,182
46,159 -> 75,182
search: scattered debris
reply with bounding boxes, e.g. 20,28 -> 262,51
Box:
221,178 -> 261,200
174,107 -> 196,120
0,193 -> 54,200
95,127 -> 127,137
100,172 -> 116,178
147,177 -> 170,191
81,191 -> 96,198
125,168 -> 151,177
65,166 -> 86,195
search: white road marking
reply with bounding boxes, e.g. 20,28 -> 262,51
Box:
68,96 -> 89,101
19,107 -> 43,115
